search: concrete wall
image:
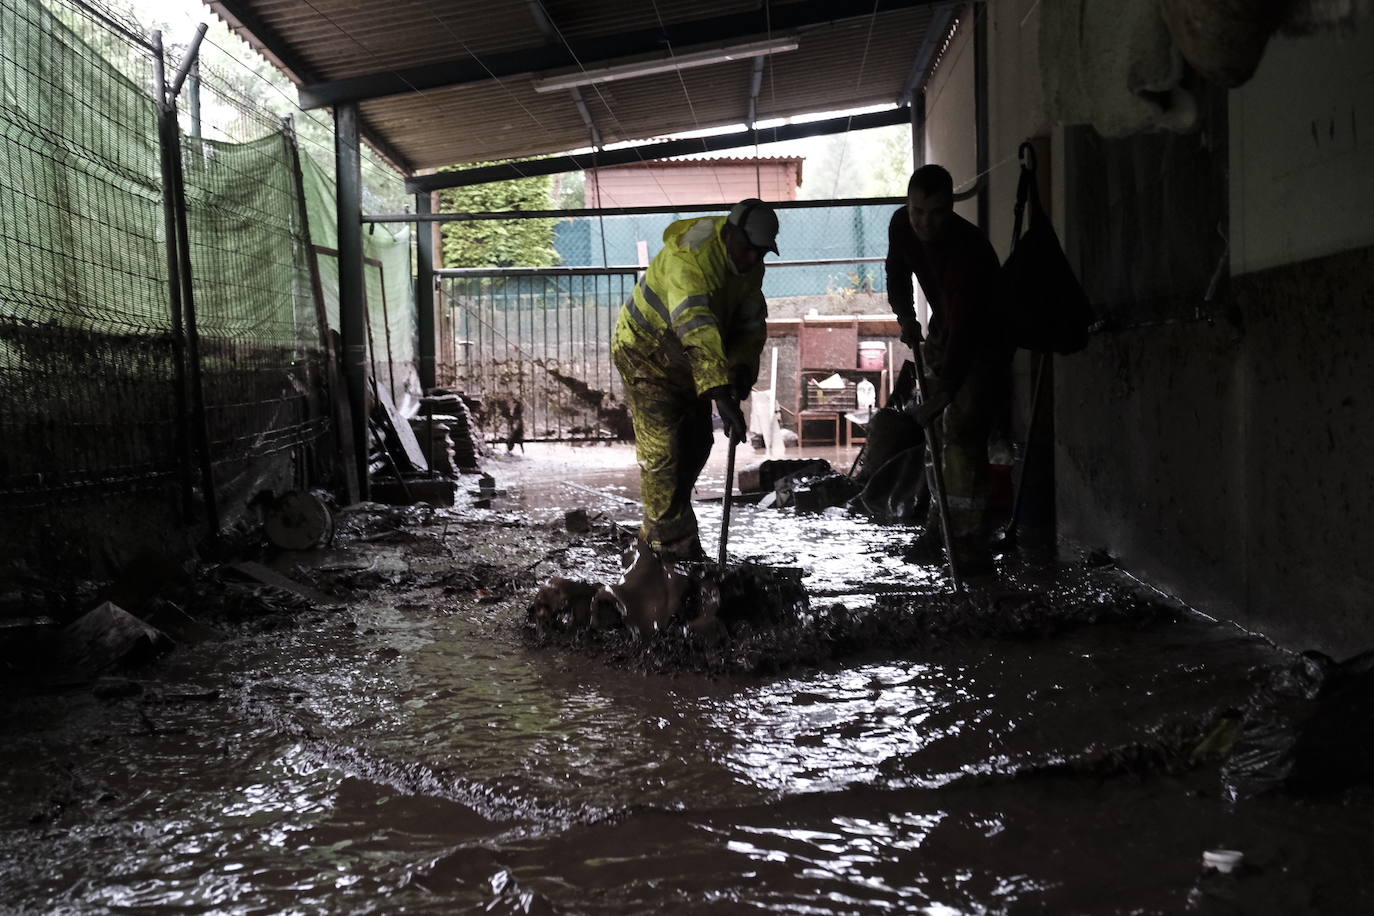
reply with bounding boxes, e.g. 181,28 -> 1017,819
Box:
1056,247 -> 1374,653
1230,28 -> 1374,274
1051,22 -> 1374,654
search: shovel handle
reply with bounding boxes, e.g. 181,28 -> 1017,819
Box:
912,346 -> 964,594
718,437 -> 737,568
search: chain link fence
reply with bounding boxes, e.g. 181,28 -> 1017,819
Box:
437,202 -> 899,445
548,203 -> 897,303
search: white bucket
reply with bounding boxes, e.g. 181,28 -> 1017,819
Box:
857,340 -> 886,371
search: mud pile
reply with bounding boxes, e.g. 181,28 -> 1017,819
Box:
524,542 -> 1185,677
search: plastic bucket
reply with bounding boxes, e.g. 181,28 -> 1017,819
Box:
857,340 -> 886,371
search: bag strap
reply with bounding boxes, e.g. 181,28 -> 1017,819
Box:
1010,140 -> 1039,252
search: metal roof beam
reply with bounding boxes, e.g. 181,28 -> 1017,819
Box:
897,2 -> 958,105
524,1 -> 603,150
298,0 -> 944,110
364,195 -> 906,223
746,56 -> 766,128
405,105 -> 912,193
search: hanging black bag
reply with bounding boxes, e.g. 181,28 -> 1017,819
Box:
1001,142 -> 1094,354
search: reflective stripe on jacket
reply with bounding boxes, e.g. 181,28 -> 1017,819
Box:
613,216 -> 768,396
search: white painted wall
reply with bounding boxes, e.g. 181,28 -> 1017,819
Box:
986,0 -> 1051,260
924,14 -> 979,226
1230,25 -> 1374,274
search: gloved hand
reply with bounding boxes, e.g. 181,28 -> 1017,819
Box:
730,364 -> 755,402
714,393 -> 748,444
899,319 -> 923,350
912,380 -> 952,427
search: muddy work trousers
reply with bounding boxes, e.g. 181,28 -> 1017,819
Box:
618,371 -> 714,558
927,361 -> 1002,540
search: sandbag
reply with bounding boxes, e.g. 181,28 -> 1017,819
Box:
852,406 -> 923,484
858,445 -> 930,524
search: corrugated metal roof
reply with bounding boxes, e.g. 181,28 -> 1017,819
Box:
205,1 -> 941,174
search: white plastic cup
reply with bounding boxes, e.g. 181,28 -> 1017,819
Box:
1202,849 -> 1244,874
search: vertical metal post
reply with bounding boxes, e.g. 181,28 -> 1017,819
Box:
912,89 -> 927,170
335,102 -> 369,498
542,277 -> 550,437
415,191 -> 437,392
163,89 -> 219,537
973,1 -> 990,233
285,117 -> 353,500
153,32 -> 194,522
581,276 -> 589,424
188,59 -> 201,144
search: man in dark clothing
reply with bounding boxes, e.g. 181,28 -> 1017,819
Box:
885,164 -> 1008,570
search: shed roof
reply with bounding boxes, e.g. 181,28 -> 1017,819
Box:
205,0 -> 953,176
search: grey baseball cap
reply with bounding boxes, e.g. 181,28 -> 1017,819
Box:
727,198 -> 780,255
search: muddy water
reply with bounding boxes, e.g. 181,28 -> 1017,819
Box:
2,443 -> 1372,913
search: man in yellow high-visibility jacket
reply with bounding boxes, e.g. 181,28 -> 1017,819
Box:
612,198 -> 780,561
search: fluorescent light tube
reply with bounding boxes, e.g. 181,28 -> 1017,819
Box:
533,36 -> 799,94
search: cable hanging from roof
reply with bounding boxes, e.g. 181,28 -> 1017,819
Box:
821,0 -> 886,245
419,7 -> 602,180
647,0 -> 730,206
530,0 -> 679,208
294,0 -> 542,183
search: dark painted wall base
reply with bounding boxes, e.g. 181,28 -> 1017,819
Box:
1055,245 -> 1374,655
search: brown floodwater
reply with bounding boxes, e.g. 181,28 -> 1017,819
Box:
1,441 -> 1370,914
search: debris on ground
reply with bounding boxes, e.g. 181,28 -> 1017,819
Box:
418,390 -> 486,472
1220,648 -> 1374,799
56,601 -> 174,672
564,508 -> 593,533
224,561 -> 335,606
760,462 -> 835,509
738,458 -> 831,494
789,472 -> 862,513
529,541 -> 807,643
260,490 -> 335,550
856,445 -> 929,523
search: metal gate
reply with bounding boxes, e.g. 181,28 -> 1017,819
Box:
438,267 -> 638,443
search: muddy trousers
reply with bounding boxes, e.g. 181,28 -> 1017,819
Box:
927,364 -> 998,540
618,371 -> 714,557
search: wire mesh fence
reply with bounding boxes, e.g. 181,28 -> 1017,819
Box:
549,203 -> 897,299
434,203 -> 899,444
438,254 -> 891,445
0,0 -> 353,573
1,0 -> 177,532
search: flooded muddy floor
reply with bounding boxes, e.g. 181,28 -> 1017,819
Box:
2,440 -> 1372,914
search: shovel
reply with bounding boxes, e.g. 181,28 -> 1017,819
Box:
912,346 -> 964,595
718,436 -> 738,568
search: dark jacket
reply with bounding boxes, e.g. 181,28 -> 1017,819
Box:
885,207 -> 1003,390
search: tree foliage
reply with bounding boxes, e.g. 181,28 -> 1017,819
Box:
439,169 -> 559,268
798,125 -> 913,200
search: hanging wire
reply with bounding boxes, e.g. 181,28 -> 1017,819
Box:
420,9 -> 596,177
293,0 -> 540,183
530,0 -> 688,209
593,145 -> 611,268
815,0 -> 885,251
647,0 -> 731,206
826,0 -> 884,202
